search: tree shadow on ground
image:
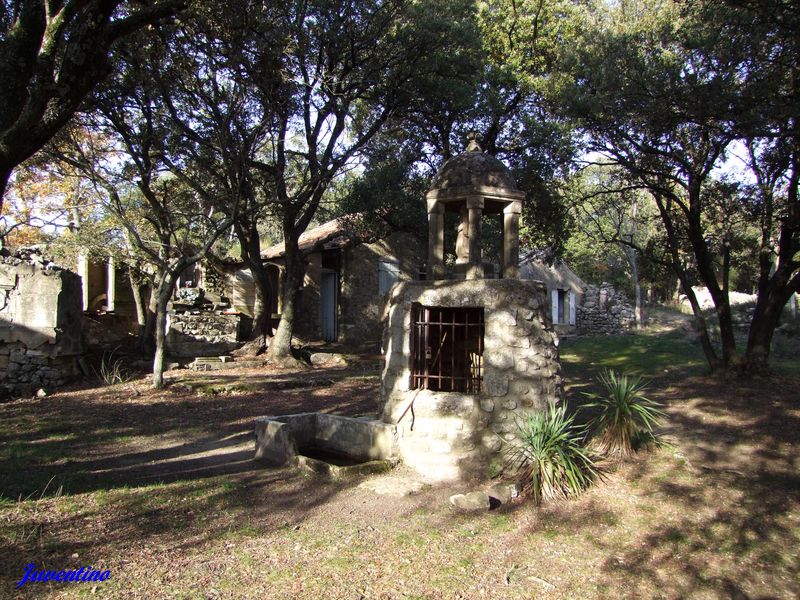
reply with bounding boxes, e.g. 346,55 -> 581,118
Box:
588,375 -> 800,598
0,363 -> 385,595
0,366 -> 383,500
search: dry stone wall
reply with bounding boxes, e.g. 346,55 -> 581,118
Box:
165,313 -> 242,357
577,282 -> 636,335
381,279 -> 562,481
0,252 -> 83,396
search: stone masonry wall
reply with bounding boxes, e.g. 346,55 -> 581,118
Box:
0,253 -> 83,396
339,231 -> 424,344
381,279 -> 562,481
577,282 -> 635,335
166,313 -> 242,357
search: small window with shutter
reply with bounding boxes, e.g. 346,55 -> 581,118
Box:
378,260 -> 400,295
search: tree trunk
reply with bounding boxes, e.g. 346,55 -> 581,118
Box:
679,275 -> 723,371
742,143 -> 800,373
151,273 -> 178,389
128,268 -> 148,341
625,245 -> 644,329
652,191 -> 722,370
237,222 -> 273,352
250,265 -> 273,342
743,270 -> 799,374
626,198 -> 644,328
743,307 -> 779,374
140,287 -> 158,353
685,203 -> 738,368
268,230 -> 303,361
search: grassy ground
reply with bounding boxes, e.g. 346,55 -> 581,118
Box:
1,319 -> 799,599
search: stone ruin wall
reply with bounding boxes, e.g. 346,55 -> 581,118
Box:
577,282 -> 636,335
165,313 -> 242,357
0,254 -> 83,396
381,279 -> 562,481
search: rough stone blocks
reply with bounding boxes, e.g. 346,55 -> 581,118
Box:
380,279 -> 562,482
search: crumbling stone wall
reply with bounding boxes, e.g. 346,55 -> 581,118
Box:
381,279 -> 562,481
0,253 -> 83,396
577,282 -> 635,335
166,313 -> 242,357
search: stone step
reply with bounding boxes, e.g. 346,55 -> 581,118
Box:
397,447 -> 480,482
190,356 -> 233,371
397,433 -> 477,455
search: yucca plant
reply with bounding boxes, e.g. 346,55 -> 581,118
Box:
505,401 -> 597,505
583,369 -> 665,456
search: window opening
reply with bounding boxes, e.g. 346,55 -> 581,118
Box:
410,304 -> 484,393
378,260 -> 400,294
557,289 -> 567,324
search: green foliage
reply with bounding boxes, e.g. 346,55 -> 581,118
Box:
336,144 -> 428,239
551,0 -> 800,372
0,0 -> 186,209
505,401 -> 597,504
582,370 -> 665,457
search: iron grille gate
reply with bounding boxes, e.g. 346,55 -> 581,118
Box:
410,304 -> 484,393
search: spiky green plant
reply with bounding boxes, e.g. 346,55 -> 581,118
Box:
583,369 -> 665,456
505,401 -> 597,505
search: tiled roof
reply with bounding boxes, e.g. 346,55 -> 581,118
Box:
260,218 -> 353,260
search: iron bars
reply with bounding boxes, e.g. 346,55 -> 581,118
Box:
410,304 -> 484,393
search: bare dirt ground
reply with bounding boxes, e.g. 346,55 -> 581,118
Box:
1,342 -> 798,599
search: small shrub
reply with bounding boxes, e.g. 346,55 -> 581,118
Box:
583,369 -> 664,456
505,401 -> 597,504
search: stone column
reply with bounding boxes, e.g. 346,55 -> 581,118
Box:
502,201 -> 522,279
106,256 -> 116,312
455,206 -> 469,264
77,252 -> 89,311
467,206 -> 483,279
427,202 -> 445,279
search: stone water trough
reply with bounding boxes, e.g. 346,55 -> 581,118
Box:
254,413 -> 398,478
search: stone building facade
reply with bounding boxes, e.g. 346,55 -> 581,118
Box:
519,257 -> 585,334
0,252 -> 83,396
228,221 -> 425,345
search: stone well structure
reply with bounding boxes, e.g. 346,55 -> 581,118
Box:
254,140 -> 562,483
380,139 -> 562,481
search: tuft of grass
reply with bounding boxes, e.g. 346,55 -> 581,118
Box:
96,352 -> 132,386
582,370 -> 665,457
504,401 -> 597,504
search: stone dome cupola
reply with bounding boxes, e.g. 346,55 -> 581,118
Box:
430,136 -> 519,192
425,135 -> 525,280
